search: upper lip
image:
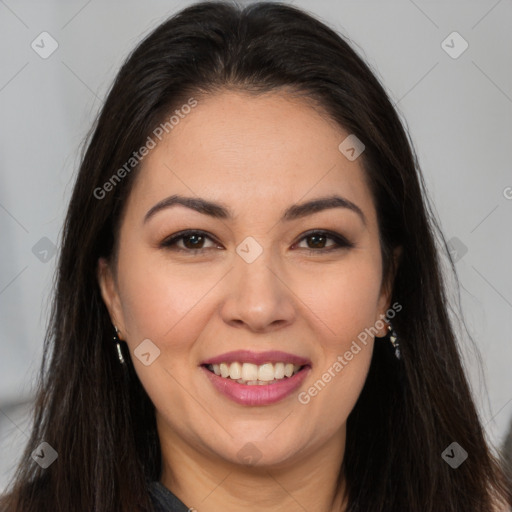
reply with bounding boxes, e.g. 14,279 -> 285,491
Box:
201,350 -> 311,367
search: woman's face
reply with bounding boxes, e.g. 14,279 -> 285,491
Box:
99,90 -> 392,469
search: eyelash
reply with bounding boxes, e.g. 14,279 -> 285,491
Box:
160,229 -> 354,255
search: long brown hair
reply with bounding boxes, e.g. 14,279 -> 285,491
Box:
2,1 -> 511,510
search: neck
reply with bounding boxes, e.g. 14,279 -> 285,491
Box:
158,419 -> 348,512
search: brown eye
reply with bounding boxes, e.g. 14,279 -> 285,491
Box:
182,233 -> 206,249
295,230 -> 354,253
160,230 -> 221,253
304,233 -> 331,249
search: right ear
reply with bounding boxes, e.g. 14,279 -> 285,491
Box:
97,257 -> 126,336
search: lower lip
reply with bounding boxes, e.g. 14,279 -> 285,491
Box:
201,366 -> 310,406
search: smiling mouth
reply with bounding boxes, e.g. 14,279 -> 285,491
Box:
203,362 -> 308,386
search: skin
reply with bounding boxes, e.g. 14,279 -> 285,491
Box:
98,90 -> 394,512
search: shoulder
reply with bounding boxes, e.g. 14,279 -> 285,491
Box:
148,481 -> 191,512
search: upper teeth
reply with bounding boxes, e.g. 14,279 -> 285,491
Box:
209,362 -> 301,384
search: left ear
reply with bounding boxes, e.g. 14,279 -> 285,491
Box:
376,246 -> 402,336
97,257 -> 127,337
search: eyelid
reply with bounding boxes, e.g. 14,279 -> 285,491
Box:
160,228 -> 354,254
160,229 -> 222,251
292,229 -> 354,251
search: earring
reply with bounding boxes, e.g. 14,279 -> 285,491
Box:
113,325 -> 126,365
387,323 -> 401,360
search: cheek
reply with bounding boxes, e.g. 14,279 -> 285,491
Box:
296,257 -> 384,343
298,342 -> 373,444
292,258 -> 381,423
116,250 -> 224,347
114,255 -> 221,415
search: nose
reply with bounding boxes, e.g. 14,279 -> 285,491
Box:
219,247 -> 296,333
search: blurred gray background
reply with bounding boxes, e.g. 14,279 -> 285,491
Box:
1,0 -> 511,492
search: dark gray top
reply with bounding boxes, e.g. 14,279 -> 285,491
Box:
148,481 -> 191,512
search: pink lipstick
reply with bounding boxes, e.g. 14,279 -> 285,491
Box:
201,350 -> 311,406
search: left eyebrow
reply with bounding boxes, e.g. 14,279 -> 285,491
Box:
282,195 -> 366,225
144,194 -> 366,225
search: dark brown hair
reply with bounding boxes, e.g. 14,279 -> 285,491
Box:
2,1 -> 511,510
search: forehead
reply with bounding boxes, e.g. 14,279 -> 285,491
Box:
126,90 -> 376,225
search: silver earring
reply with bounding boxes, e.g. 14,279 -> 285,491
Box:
113,325 -> 126,365
387,323 -> 401,360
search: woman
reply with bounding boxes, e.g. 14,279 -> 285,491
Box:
1,1 -> 510,511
